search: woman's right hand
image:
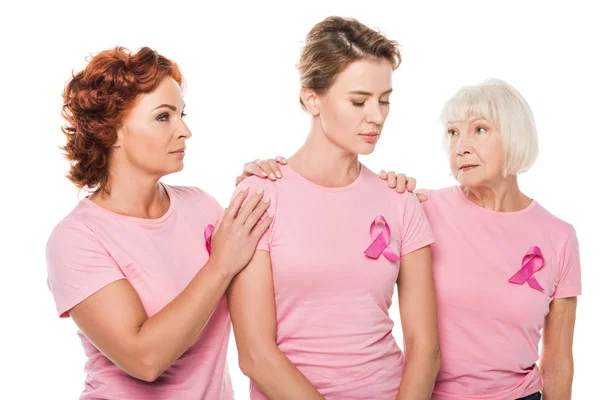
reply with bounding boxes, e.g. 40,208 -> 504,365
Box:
209,188 -> 272,276
235,156 -> 287,185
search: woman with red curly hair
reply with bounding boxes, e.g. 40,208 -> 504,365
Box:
46,47 -> 272,399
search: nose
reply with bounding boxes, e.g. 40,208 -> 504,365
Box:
455,135 -> 472,155
178,120 -> 192,139
366,103 -> 385,126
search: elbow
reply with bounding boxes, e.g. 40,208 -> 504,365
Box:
122,353 -> 165,383
540,358 -> 574,382
427,342 -> 442,373
406,338 -> 441,373
238,344 -> 279,381
136,364 -> 162,383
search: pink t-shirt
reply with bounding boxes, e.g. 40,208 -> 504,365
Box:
234,165 -> 435,400
46,184 -> 233,400
419,186 -> 582,400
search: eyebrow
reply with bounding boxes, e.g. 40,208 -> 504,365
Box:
348,89 -> 393,96
153,104 -> 177,111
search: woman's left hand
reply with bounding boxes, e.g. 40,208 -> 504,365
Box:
378,170 -> 428,202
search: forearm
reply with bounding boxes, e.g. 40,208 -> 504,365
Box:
396,344 -> 441,400
541,360 -> 574,400
135,259 -> 234,378
241,345 -> 324,400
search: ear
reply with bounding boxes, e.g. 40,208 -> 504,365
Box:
113,126 -> 125,148
300,88 -> 320,116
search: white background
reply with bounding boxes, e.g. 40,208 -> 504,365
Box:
1,0 -> 598,398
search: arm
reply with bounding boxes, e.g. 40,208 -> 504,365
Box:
227,250 -> 324,399
540,297 -> 577,399
395,246 -> 441,400
68,189 -> 272,382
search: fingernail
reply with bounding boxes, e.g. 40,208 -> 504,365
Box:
257,189 -> 264,194
261,171 -> 268,177
276,171 -> 282,178
241,186 -> 249,191
269,173 -> 276,180
263,196 -> 270,203
282,158 -> 288,164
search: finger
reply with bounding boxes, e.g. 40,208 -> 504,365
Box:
386,171 -> 398,189
243,197 -> 270,230
395,173 -> 407,193
243,162 -> 268,178
406,177 -> 417,192
257,160 -> 277,181
379,170 -> 388,180
214,214 -> 224,233
275,156 -> 288,165
235,176 -> 243,186
250,215 -> 274,239
267,159 -> 282,179
416,193 -> 429,203
225,187 -> 249,220
236,189 -> 266,224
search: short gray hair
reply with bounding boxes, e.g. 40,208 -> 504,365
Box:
440,79 -> 539,176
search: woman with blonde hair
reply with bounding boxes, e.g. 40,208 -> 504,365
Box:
228,16 -> 441,400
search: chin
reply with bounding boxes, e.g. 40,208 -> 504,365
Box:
354,143 -> 377,155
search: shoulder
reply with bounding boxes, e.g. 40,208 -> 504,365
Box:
235,176 -> 279,200
164,184 -> 223,215
530,201 -> 577,242
46,206 -> 105,261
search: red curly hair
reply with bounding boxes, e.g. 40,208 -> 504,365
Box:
61,46 -> 183,193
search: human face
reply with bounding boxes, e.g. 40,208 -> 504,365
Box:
316,58 -> 393,155
115,77 -> 191,177
446,117 -> 504,187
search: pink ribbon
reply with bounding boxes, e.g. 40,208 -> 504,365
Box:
204,224 -> 215,255
364,215 -> 402,262
508,246 -> 544,291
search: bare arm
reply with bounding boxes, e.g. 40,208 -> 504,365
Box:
395,246 -> 441,400
540,297 -> 577,400
228,251 -> 324,399
69,189 -> 272,382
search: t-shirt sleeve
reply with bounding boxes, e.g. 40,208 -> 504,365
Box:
231,177 -> 277,252
192,187 -> 224,222
552,226 -> 582,298
399,192 -> 435,256
46,222 -> 126,318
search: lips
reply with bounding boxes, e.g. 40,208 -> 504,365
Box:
170,148 -> 186,153
459,164 -> 478,170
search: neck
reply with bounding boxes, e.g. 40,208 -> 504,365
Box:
89,163 -> 168,219
288,122 -> 361,188
462,175 -> 531,212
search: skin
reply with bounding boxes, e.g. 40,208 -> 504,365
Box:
68,77 -> 273,382
228,58 -> 440,400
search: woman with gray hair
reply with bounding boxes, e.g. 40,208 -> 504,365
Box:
240,78 -> 580,400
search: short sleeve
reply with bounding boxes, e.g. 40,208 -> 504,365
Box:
46,222 -> 126,318
399,192 -> 435,256
191,186 -> 224,222
231,177 -> 278,251
552,226 -> 582,298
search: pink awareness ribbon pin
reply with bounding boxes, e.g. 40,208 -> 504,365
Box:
204,224 -> 215,255
364,215 -> 402,262
508,246 -> 545,291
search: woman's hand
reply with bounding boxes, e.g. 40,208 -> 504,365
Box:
209,189 -> 273,276
235,157 -> 287,185
378,170 -> 427,202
